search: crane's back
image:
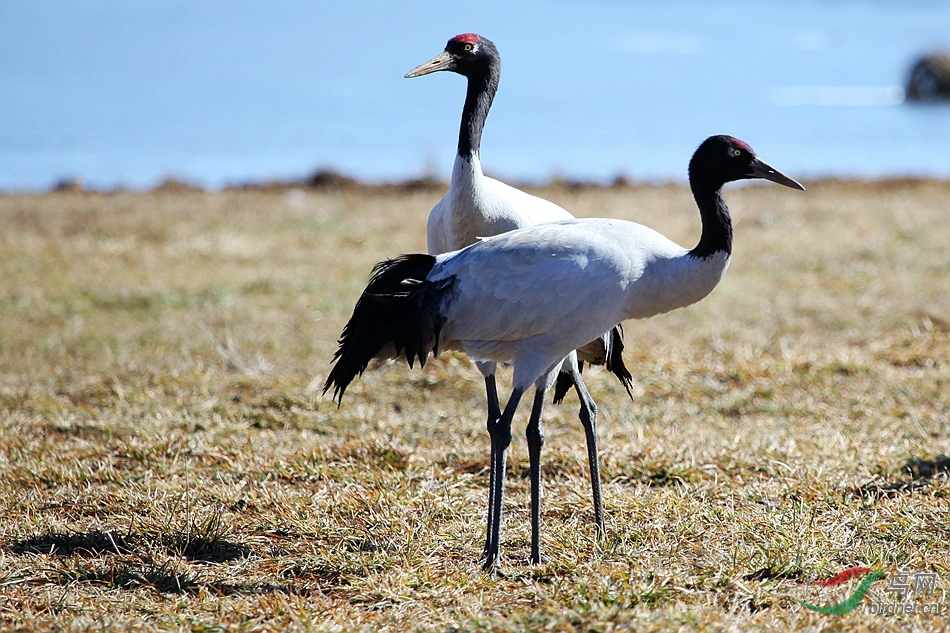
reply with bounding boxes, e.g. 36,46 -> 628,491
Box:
431,219 -> 729,361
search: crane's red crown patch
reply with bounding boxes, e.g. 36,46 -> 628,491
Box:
731,139 -> 753,153
451,33 -> 481,45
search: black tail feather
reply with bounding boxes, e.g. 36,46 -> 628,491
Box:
552,364 -> 581,405
323,254 -> 449,405
607,325 -> 634,400
552,326 -> 633,405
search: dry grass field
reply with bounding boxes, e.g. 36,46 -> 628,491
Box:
1,178 -> 948,631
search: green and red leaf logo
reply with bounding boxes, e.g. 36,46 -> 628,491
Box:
798,566 -> 886,616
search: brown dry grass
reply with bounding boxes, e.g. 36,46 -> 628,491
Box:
1,179 -> 948,631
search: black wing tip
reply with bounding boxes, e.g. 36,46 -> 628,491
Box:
322,369 -> 348,407
325,253 -> 443,408
552,370 -> 574,405
610,355 -> 634,400
617,370 -> 635,401
608,325 -> 635,401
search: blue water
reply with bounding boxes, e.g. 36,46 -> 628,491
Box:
2,0 -> 949,190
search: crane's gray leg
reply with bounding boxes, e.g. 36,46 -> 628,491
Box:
483,387 -> 523,574
569,364 -> 604,534
482,374 -> 501,559
525,387 -> 546,564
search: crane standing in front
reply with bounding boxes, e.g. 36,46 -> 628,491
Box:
325,135 -> 805,571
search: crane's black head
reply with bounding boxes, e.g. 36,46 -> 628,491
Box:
689,135 -> 805,192
405,34 -> 500,79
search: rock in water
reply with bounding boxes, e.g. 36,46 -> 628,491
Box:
906,52 -> 950,102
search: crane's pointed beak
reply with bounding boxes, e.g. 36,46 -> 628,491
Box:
749,158 -> 805,191
405,51 -> 455,78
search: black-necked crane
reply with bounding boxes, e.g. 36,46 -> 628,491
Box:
406,33 -> 630,540
325,135 -> 804,571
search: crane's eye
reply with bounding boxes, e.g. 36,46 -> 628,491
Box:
732,148 -> 742,157
464,43 -> 474,52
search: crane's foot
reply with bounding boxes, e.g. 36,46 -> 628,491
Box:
594,522 -> 606,540
481,552 -> 507,578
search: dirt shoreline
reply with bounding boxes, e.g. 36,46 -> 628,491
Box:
4,169 -> 950,197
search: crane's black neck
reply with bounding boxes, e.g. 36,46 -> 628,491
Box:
457,62 -> 499,160
687,176 -> 733,260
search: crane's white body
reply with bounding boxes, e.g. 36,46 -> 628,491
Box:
430,219 -> 730,390
427,155 -> 573,254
